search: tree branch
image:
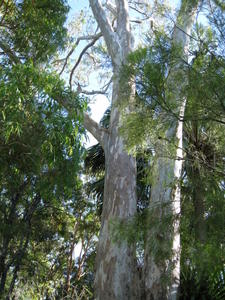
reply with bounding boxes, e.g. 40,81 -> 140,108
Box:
55,32 -> 102,76
76,77 -> 112,95
173,0 -> 199,50
89,0 -> 121,65
79,89 -> 107,96
69,32 -> 102,88
52,92 -> 108,146
0,41 -> 20,64
83,113 -> 108,147
105,1 -> 117,16
116,0 -> 130,37
129,4 -> 152,20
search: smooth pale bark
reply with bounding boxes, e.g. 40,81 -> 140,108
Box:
56,1 -> 137,298
144,1 -> 199,299
88,1 -> 138,299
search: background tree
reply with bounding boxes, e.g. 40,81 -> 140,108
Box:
116,0 -> 224,299
0,1 -> 91,298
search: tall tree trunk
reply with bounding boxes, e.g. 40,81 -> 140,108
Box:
95,122 -> 137,300
87,1 -> 138,299
144,1 -> 199,299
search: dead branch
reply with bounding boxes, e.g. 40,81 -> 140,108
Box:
69,32 -> 102,88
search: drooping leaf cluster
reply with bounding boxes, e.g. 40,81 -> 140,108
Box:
0,1 -> 96,298
119,32 -> 186,152
0,0 -> 69,64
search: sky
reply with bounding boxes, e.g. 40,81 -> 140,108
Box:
65,0 -> 207,259
65,0 -> 203,149
67,1 -> 109,257
67,0 -> 110,147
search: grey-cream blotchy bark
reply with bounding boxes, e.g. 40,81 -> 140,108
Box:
144,1 -> 199,299
88,1 -> 138,299
95,115 -> 138,299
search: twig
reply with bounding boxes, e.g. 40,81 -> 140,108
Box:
69,32 -> 102,88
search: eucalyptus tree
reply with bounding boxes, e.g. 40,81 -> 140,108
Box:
115,1 -> 225,299
142,2 -> 200,299
57,1 -> 201,299
84,2 -> 138,299
57,1 -> 149,298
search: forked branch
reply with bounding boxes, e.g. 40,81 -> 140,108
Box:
89,0 -> 121,65
53,91 -> 108,146
76,77 -> 112,95
83,113 -> 108,147
69,32 -> 102,88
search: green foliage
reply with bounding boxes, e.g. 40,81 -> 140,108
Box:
180,264 -> 225,300
0,61 -> 84,188
0,0 -> 69,63
110,202 -> 176,266
118,8 -> 225,299
0,63 -> 84,297
0,1 -> 95,298
119,32 -> 185,153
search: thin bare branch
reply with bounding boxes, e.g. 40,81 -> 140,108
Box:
85,52 -> 98,64
55,32 -> 102,75
76,78 -> 112,95
80,89 -> 107,96
0,41 -> 20,63
105,1 -> 117,16
130,19 -> 142,23
129,4 -> 152,19
69,32 -> 102,88
52,88 -> 108,145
